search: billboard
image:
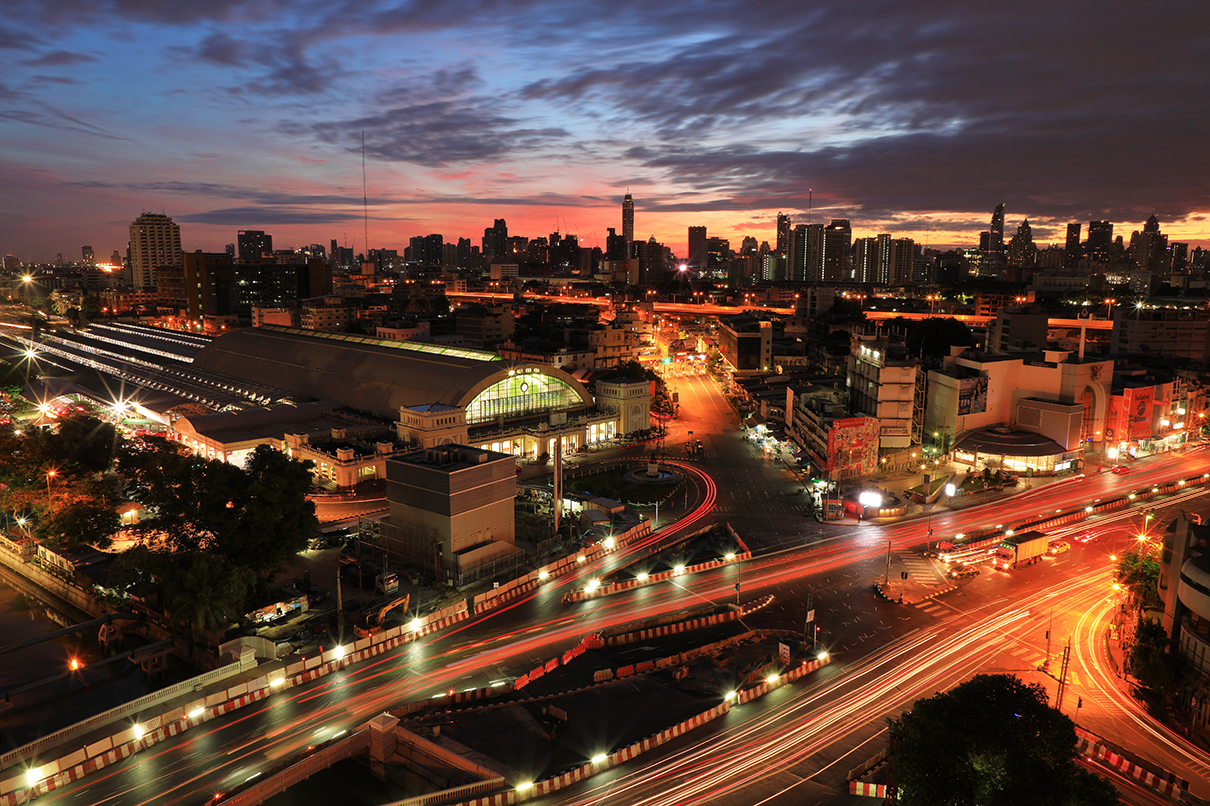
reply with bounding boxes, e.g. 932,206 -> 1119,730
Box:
1124,387 -> 1154,440
957,375 -> 989,415
826,416 -> 880,479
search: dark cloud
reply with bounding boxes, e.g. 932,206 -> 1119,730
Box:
307,102 -> 569,167
176,207 -> 377,226
20,50 -> 97,66
65,179 -> 391,208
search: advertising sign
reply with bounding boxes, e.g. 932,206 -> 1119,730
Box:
957,375 -> 989,415
826,416 -> 880,479
1124,387 -> 1154,440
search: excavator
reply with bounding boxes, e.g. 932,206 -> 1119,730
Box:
354,593 -> 410,639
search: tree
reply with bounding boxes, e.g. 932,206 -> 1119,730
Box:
1129,616 -> 1180,698
889,674 -> 1117,806
166,553 -> 250,644
36,494 -> 120,549
222,445 -> 318,577
55,413 -> 124,474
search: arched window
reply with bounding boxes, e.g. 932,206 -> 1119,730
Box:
466,373 -> 581,423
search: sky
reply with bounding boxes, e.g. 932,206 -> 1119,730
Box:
2,0 -> 1209,264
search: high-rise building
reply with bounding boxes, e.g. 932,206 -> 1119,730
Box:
1129,214 -> 1170,274
237,230 -> 273,262
81,245 -> 94,265
409,234 -> 444,266
1064,223 -> 1082,268
1087,220 -> 1114,265
855,234 -> 914,284
776,213 -> 791,260
687,226 -> 707,269
788,223 -> 823,282
820,219 -> 852,282
482,219 -> 508,260
129,212 -> 182,289
989,203 -> 1006,251
622,194 -> 634,245
1006,219 -> 1035,268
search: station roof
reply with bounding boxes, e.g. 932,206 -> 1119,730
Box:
953,427 -> 1066,457
192,326 -> 554,418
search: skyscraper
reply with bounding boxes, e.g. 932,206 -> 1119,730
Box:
482,219 -> 508,260
788,223 -> 823,282
1064,223 -> 1082,268
129,212 -> 182,289
1087,220 -> 1114,265
820,219 -> 852,282
687,226 -> 707,269
622,194 -> 634,245
776,213 -> 791,260
237,230 -> 273,262
81,245 -> 94,265
989,203 -> 1006,252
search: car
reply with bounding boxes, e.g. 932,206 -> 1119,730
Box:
1110,465 -> 1130,475
1048,540 -> 1071,555
949,564 -> 980,579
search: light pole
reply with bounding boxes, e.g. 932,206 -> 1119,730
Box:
45,469 -> 56,505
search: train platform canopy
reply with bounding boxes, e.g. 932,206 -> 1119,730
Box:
173,400 -> 390,459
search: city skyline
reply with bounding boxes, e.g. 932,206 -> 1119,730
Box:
3,0 -> 1209,262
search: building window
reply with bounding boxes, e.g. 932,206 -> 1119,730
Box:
465,373 -> 581,423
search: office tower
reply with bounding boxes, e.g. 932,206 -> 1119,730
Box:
409,234 -> 444,266
109,250 -> 122,267
1087,220 -> 1114,265
989,203 -> 1006,252
237,230 -> 273,262
1064,223 -> 1082,268
854,236 -> 887,284
81,245 -> 94,265
1130,214 -> 1169,273
482,219 -> 508,259
457,237 -> 472,268
820,219 -> 851,282
788,223 -> 823,282
854,234 -> 914,284
606,228 -> 627,261
687,226 -> 707,269
1006,219 -> 1035,268
740,236 -> 758,255
637,236 -> 667,285
776,213 -> 791,259
129,212 -> 182,289
622,194 -> 634,245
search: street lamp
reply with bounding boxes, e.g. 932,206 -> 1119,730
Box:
46,469 -> 57,502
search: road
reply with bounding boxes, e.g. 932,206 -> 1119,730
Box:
18,374 -> 1210,805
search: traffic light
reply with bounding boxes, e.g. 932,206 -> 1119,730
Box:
901,572 -> 908,580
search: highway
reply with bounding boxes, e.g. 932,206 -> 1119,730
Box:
16,372 -> 1210,805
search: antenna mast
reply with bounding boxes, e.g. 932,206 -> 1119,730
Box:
362,131 -> 370,259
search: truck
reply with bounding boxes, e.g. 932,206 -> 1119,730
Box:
992,531 -> 1048,570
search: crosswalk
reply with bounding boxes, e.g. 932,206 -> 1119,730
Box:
900,553 -> 946,584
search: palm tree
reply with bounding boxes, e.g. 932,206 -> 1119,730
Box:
167,554 -> 243,651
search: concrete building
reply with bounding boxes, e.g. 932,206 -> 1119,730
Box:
129,212 -> 181,290
926,348 -> 1113,474
1159,512 -> 1210,730
847,341 -> 924,450
717,313 -> 773,375
301,296 -> 354,331
1111,310 -> 1210,361
785,385 -> 880,484
456,304 -> 514,349
283,427 -> 411,489
989,304 -> 1050,353
381,444 -> 519,583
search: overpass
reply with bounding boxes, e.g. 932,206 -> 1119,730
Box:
447,291 -> 1114,329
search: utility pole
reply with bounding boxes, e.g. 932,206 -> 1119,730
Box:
1055,639 -> 1072,712
336,572 -> 344,645
884,540 -> 892,587
1043,609 -> 1053,674
805,593 -> 814,649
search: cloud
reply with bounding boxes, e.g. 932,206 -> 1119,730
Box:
176,207 -> 376,226
20,50 -> 97,66
306,101 -> 569,167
